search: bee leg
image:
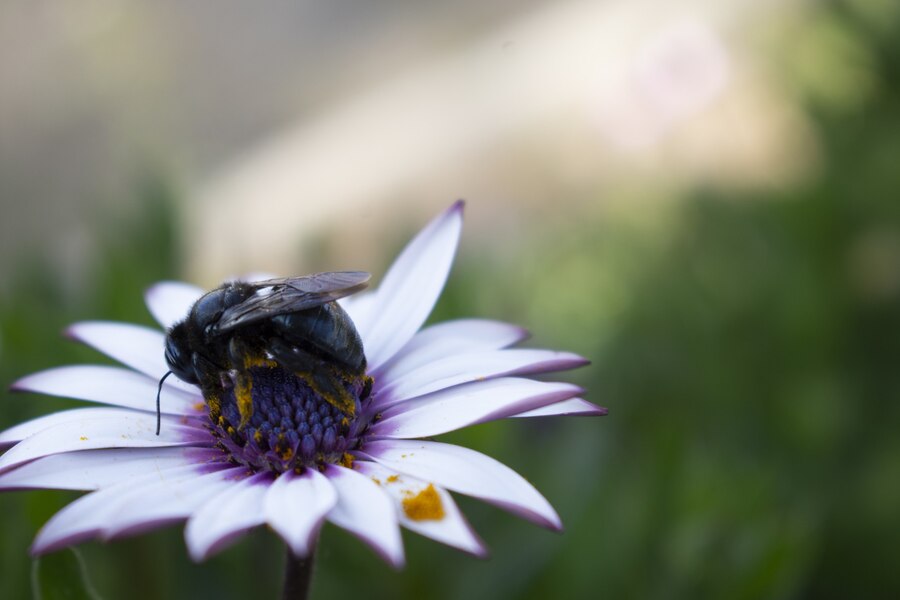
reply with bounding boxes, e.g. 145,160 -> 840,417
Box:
267,338 -> 357,416
226,338 -> 258,430
191,352 -> 225,420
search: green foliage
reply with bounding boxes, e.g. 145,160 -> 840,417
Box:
32,550 -> 101,600
2,3 -> 899,598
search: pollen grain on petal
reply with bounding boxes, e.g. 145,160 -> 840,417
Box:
401,484 -> 445,522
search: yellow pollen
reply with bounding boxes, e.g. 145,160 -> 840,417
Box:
386,475 -> 399,483
294,371 -> 357,417
193,402 -> 205,412
235,373 -> 254,430
207,395 -> 221,419
244,355 -> 278,369
371,477 -> 382,486
79,436 -> 88,441
401,484 -> 445,521
340,453 -> 355,468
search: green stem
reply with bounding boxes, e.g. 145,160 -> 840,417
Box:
281,546 -> 316,600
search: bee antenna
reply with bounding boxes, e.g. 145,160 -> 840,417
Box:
156,371 -> 173,436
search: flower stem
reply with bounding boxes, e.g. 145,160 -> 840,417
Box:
281,546 -> 316,600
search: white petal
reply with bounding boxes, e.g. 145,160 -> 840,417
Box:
0,447 -> 201,491
264,469 -> 337,557
374,349 -> 588,410
0,411 -> 205,474
372,319 -> 529,381
0,407 -> 139,447
31,464 -> 233,555
363,439 -> 562,530
144,281 -> 204,330
359,202 -> 464,371
102,467 -> 244,541
11,365 -> 199,415
355,461 -> 486,557
324,464 -> 405,568
185,472 -> 273,561
370,378 -> 583,439
66,321 -> 166,376
510,398 -> 608,418
65,321 -> 199,395
338,290 -> 376,334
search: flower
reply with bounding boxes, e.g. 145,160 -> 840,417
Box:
0,201 -> 606,567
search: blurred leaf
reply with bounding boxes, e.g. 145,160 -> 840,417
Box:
31,549 -> 102,600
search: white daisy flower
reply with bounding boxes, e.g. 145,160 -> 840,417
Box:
0,201 -> 605,570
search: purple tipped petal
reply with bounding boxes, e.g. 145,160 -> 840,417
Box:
0,411 -> 206,474
510,398 -> 608,418
324,464 -> 405,569
0,447 -> 200,491
264,469 -> 337,557
370,378 -> 583,439
363,440 -> 562,531
144,281 -> 204,330
101,467 -> 245,541
31,464 -> 235,556
374,349 -> 589,410
359,202 -> 464,371
65,322 -> 198,395
373,319 -> 529,382
185,472 -> 273,561
0,407 -> 140,448
355,461 -> 487,558
11,365 -> 199,415
66,322 -> 166,376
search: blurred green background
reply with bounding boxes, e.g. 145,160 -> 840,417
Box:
2,0 -> 900,598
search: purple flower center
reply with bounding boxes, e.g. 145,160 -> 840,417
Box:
207,365 -> 372,472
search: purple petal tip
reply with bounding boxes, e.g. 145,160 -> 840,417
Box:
8,380 -> 25,393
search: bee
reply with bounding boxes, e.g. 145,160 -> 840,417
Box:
156,271 -> 371,435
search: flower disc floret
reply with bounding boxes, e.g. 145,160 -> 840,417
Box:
210,365 -> 371,472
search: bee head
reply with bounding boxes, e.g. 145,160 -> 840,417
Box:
164,322 -> 198,384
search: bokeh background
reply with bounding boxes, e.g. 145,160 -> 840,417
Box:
2,0 -> 899,598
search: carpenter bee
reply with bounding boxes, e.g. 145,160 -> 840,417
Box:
157,271 -> 371,435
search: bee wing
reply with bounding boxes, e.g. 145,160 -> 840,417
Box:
215,271 -> 370,333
